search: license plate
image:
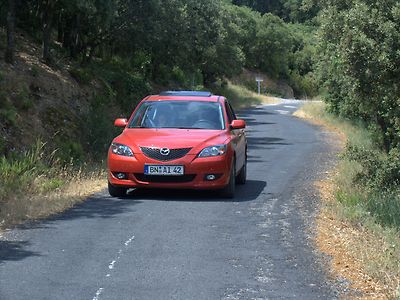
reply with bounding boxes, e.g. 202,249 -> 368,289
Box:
144,165 -> 184,176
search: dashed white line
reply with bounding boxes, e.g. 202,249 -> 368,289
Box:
93,288 -> 104,300
275,110 -> 290,115
124,235 -> 135,246
108,260 -> 116,270
283,105 -> 297,109
91,234 -> 135,300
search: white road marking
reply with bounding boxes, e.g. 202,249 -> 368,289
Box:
108,260 -> 116,270
275,110 -> 290,115
124,235 -> 135,246
93,288 -> 104,300
283,105 -> 297,109
91,234 -> 135,300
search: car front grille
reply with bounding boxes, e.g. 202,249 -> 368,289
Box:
134,174 -> 196,183
140,147 -> 192,161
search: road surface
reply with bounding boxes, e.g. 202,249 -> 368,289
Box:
0,100 -> 340,299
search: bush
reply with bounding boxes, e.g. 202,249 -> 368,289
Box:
343,144 -> 400,229
88,61 -> 151,111
345,145 -> 400,190
29,65 -> 40,78
84,94 -> 120,157
69,67 -> 92,84
0,106 -> 17,126
0,141 -> 48,201
15,87 -> 34,110
55,140 -> 85,164
318,0 -> 400,152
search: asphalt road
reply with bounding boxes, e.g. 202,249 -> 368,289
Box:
0,100 -> 340,300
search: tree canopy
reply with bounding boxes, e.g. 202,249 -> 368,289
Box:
318,0 -> 400,151
1,0 -> 316,96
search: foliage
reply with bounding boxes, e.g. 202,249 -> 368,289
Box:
300,101 -> 400,230
318,0 -> 400,152
345,145 -> 400,191
232,0 -> 321,23
0,140 -> 51,203
84,94 -> 119,156
69,67 -> 92,84
1,0 -> 317,93
0,101 -> 17,126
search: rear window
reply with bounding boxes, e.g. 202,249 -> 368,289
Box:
128,101 -> 225,130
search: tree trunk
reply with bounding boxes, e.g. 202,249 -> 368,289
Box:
5,0 -> 16,64
377,115 -> 391,153
70,14 -> 80,59
42,0 -> 54,64
57,11 -> 64,43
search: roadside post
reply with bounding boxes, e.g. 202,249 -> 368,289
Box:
255,76 -> 263,95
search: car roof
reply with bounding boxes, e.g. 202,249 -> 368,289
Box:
145,91 -> 222,102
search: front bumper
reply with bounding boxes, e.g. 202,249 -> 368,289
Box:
107,152 -> 232,190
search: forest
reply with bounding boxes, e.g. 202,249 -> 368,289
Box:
0,0 -> 318,95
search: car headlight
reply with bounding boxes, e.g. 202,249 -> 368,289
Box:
198,144 -> 227,157
111,143 -> 134,157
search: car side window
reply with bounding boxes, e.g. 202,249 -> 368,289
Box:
225,100 -> 237,123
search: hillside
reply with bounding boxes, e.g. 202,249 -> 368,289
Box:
0,29 -> 102,157
0,31 -> 296,159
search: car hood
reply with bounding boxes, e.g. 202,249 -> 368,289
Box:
115,128 -> 229,153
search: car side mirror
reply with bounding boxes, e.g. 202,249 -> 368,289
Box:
114,118 -> 128,128
230,119 -> 246,129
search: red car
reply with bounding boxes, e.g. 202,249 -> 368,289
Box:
107,91 -> 247,198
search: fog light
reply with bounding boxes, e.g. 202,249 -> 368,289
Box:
206,174 -> 216,181
115,172 -> 127,180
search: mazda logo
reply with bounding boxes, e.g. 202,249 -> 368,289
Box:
160,148 -> 170,156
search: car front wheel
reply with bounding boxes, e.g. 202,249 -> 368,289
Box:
220,161 -> 235,198
108,181 -> 127,197
236,157 -> 247,185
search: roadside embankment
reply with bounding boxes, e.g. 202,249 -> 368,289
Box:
295,102 -> 400,299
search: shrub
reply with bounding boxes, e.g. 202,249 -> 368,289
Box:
55,140 -> 85,164
69,67 -> 92,84
343,144 -> 400,229
0,106 -> 17,126
15,87 -> 34,110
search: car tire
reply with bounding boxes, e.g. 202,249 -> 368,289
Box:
220,160 -> 235,198
236,157 -> 247,185
108,181 -> 127,197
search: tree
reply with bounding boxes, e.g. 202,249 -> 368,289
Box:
4,0 -> 16,64
318,0 -> 400,151
41,0 -> 58,64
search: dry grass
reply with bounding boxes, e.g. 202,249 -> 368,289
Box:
213,81 -> 279,110
296,101 -> 400,299
0,168 -> 106,229
316,176 -> 399,299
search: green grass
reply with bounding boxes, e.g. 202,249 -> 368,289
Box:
0,141 -> 54,201
0,140 -> 106,228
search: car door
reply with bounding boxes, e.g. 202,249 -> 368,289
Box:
225,100 -> 246,173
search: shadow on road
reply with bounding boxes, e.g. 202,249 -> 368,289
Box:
240,117 -> 275,127
125,179 -> 266,203
53,195 -> 142,221
247,136 -> 292,151
238,107 -> 275,117
0,240 -> 41,263
247,154 -> 265,164
12,195 -> 142,232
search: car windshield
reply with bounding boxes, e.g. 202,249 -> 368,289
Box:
128,101 -> 225,130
